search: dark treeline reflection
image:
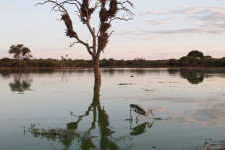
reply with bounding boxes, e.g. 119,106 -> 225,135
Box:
168,68 -> 225,84
27,81 -> 134,150
0,69 -> 55,78
1,69 -> 224,88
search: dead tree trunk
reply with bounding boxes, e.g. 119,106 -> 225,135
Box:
37,0 -> 134,82
94,56 -> 101,81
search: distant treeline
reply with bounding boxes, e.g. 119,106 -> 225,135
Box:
0,57 -> 225,68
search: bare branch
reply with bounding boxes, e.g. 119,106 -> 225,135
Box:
117,0 -> 134,19
37,0 -> 94,57
118,0 -> 134,8
61,1 -> 81,11
93,1 -> 101,11
109,15 -> 132,24
64,0 -> 82,6
36,0 -> 69,14
108,30 -> 115,38
69,41 -> 79,48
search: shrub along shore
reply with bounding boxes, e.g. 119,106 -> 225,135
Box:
0,57 -> 225,69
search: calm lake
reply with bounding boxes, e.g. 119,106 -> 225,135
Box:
0,68 -> 224,150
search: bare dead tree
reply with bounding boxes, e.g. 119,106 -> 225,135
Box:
37,0 -> 134,81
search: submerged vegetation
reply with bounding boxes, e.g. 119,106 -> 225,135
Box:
27,124 -> 88,140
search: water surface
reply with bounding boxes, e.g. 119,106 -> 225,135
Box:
0,68 -> 224,150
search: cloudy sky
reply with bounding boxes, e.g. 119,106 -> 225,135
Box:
0,0 -> 225,60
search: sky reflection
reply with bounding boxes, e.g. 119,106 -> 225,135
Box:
0,68 -> 224,150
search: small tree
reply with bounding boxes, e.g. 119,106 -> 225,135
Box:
37,0 -> 134,82
187,50 -> 204,58
8,44 -> 32,68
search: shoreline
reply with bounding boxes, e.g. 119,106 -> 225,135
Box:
0,66 -> 225,70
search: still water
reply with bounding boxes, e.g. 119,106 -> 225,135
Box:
0,68 -> 224,150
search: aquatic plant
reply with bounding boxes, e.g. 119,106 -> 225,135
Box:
27,124 -> 90,140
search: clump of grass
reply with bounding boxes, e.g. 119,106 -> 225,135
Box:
27,124 -> 90,140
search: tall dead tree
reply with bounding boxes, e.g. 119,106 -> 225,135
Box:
37,0 -> 134,81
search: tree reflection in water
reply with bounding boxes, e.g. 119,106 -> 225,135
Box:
9,72 -> 32,93
179,69 -> 204,84
27,80 -> 134,150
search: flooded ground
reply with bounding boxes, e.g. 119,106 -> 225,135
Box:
0,68 -> 224,150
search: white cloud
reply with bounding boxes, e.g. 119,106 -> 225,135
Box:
138,6 -> 207,16
119,6 -> 225,39
117,28 -> 225,36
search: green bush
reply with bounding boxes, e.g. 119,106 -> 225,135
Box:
202,58 -> 214,67
187,50 -> 204,58
179,56 -> 198,66
0,57 -> 224,68
167,59 -> 178,67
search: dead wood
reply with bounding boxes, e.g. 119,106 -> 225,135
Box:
37,0 -> 134,80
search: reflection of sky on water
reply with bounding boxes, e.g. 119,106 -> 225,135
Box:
171,97 -> 225,127
0,68 -> 224,150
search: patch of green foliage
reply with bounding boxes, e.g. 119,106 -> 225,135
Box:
1,50 -> 224,68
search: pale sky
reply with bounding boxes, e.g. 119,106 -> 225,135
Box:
0,0 -> 225,60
